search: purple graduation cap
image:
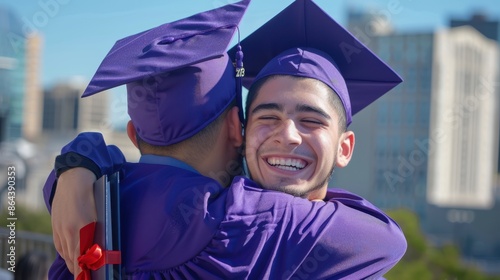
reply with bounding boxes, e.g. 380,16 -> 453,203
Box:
82,0 -> 250,145
229,0 -> 402,126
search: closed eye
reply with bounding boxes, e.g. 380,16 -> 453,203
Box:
301,118 -> 324,125
259,115 -> 280,120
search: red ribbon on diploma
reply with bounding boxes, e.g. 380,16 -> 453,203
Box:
77,222 -> 121,280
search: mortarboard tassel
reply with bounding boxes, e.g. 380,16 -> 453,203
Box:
235,27 -> 245,124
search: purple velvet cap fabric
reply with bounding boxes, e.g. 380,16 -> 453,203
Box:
81,0 -> 250,145
229,0 -> 402,126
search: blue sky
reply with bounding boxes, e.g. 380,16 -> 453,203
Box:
2,0 -> 500,128
2,0 -> 499,87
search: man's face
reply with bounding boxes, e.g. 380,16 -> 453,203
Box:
245,76 -> 344,199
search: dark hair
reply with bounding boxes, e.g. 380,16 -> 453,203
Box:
14,251 -> 51,280
245,75 -> 347,133
137,99 -> 236,158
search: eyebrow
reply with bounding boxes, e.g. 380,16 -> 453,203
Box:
251,103 -> 283,114
296,104 -> 331,120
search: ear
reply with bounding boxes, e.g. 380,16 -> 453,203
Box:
335,130 -> 355,168
126,120 -> 140,149
226,106 -> 244,148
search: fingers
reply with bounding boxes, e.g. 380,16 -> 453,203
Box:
50,168 -> 98,276
52,224 -> 63,256
64,232 -> 76,274
52,199 -> 72,274
73,240 -> 81,277
52,229 -> 71,273
66,258 -> 75,275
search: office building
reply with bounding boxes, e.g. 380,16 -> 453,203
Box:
427,26 -> 498,209
0,6 -> 26,141
333,11 -> 434,217
450,13 -> 500,175
334,10 -> 499,212
333,10 -> 500,274
42,78 -> 109,133
22,33 -> 43,141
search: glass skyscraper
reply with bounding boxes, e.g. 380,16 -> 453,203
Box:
0,6 -> 27,141
333,9 -> 434,219
333,9 -> 500,273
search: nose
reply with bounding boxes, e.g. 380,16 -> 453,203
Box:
273,120 -> 301,146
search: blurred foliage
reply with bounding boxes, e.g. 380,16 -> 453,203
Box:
385,209 -> 500,280
0,205 -> 52,235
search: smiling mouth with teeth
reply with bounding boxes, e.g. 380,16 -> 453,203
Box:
266,157 -> 307,171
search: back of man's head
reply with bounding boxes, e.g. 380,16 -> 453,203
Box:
135,98 -> 236,160
81,0 -> 250,147
126,53 -> 237,148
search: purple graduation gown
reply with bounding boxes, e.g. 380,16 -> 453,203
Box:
43,133 -> 406,279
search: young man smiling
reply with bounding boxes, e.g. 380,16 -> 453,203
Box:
44,1 -> 406,279
244,75 -> 353,200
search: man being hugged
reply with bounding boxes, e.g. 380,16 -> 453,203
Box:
45,1 -> 407,279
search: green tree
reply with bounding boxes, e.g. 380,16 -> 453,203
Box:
0,206 -> 52,234
385,209 -> 500,280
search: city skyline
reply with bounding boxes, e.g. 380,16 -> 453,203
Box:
331,9 -> 500,273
